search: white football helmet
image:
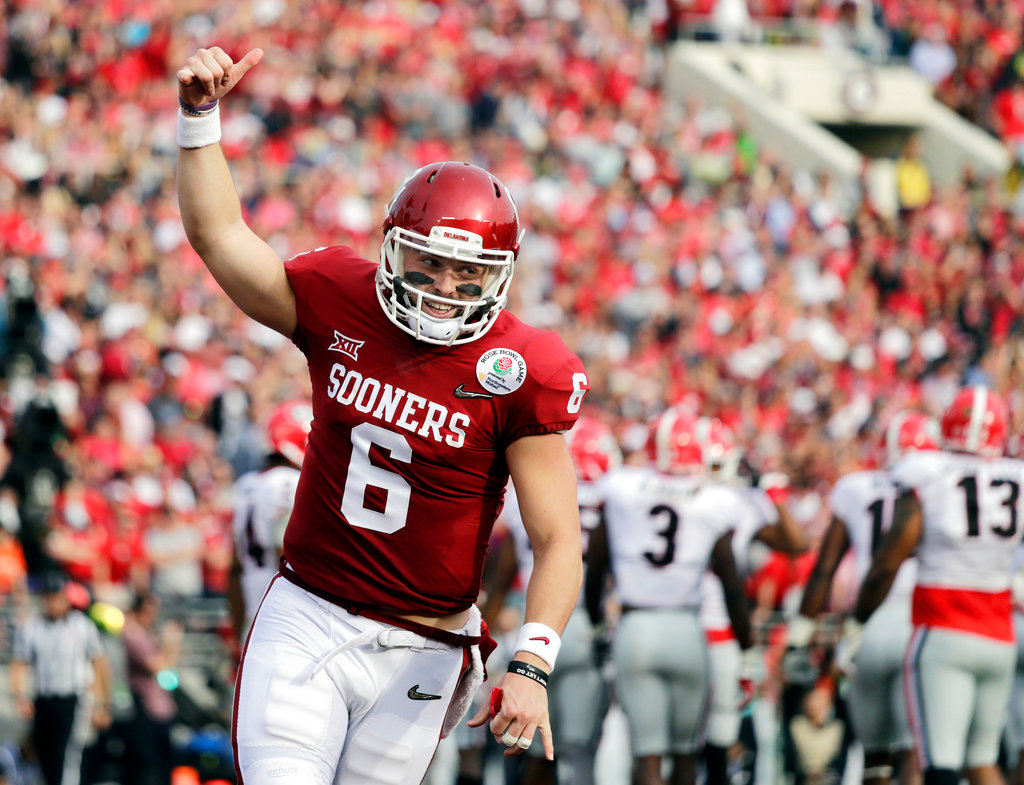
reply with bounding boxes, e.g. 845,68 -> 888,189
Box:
694,416 -> 742,483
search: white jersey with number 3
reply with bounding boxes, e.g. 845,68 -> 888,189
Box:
601,465 -> 737,610
892,450 -> 1024,641
232,465 -> 301,624
829,468 -> 917,605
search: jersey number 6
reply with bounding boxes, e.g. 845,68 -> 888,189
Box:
341,422 -> 412,534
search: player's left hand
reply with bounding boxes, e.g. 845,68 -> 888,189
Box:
468,672 -> 553,759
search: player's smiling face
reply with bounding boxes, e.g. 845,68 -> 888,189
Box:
403,253 -> 488,318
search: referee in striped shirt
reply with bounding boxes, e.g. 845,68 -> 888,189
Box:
9,572 -> 111,785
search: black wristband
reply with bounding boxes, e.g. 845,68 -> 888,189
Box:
506,659 -> 549,688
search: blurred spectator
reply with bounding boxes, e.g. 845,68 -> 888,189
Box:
97,505 -> 150,609
747,549 -> 817,630
993,58 -> 1024,168
789,682 -> 846,785
908,23 -> 957,86
1,259 -> 47,378
894,135 -> 932,215
145,360 -> 186,432
711,0 -> 755,44
206,379 -> 265,478
42,477 -> 111,589
819,1 -> 886,61
3,375 -> 71,572
0,487 -> 29,633
144,497 -> 204,602
197,496 -> 233,599
122,590 -> 182,785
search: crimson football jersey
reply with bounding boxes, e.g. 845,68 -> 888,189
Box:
282,246 -> 589,615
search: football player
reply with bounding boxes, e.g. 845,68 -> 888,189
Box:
790,410 -> 939,785
178,47 -> 589,785
585,406 -> 753,785
847,386 -> 1024,785
696,416 -> 806,785
227,398 -> 311,643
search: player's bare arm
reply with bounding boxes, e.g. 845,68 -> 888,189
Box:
710,531 -> 753,650
507,432 -> 584,643
469,431 -> 583,760
757,500 -> 809,554
853,491 -> 922,623
176,46 -> 297,337
799,515 -> 852,618
583,516 -> 610,628
479,533 -> 520,631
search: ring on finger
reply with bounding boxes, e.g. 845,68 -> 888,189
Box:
501,731 -> 519,747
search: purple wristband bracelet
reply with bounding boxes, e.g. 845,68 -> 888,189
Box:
178,96 -> 219,116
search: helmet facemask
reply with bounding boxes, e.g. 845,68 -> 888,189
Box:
376,161 -> 522,346
377,224 -> 515,345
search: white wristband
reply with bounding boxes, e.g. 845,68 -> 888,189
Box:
513,622 -> 561,670
177,104 -> 221,149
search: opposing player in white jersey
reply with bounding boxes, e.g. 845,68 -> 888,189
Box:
481,415 -> 620,785
585,406 -> 752,785
696,417 -> 807,785
849,386 -> 1024,785
1005,542 -> 1024,785
228,399 -> 312,642
792,411 -> 939,785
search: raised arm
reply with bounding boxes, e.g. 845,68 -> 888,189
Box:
176,46 -> 297,337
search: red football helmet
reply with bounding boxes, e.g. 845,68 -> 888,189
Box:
884,410 -> 940,466
648,406 -> 703,475
694,416 -> 742,482
940,386 -> 1008,458
267,399 -> 314,468
377,161 -> 521,345
566,416 -> 622,483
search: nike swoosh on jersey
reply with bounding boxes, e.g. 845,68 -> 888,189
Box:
407,685 -> 443,701
453,384 -> 494,400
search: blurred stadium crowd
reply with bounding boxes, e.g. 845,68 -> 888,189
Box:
3,0 -> 1024,782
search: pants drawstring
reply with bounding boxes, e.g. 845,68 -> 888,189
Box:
310,628 -> 436,679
